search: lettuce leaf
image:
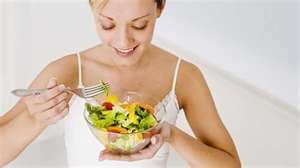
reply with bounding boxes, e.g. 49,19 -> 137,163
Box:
139,114 -> 157,130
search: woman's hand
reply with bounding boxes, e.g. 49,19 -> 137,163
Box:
24,77 -> 69,126
98,122 -> 172,161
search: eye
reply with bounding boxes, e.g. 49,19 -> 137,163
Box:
132,21 -> 148,30
97,19 -> 115,30
132,25 -> 147,30
102,25 -> 115,30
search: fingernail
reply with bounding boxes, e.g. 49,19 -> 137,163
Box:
59,85 -> 65,91
63,93 -> 68,98
152,136 -> 159,144
99,154 -> 105,161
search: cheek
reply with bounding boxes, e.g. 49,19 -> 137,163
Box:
96,28 -> 113,44
135,26 -> 156,43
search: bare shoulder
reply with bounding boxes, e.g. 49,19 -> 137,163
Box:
153,46 -> 207,109
151,46 -> 207,106
47,54 -> 77,75
35,54 -> 78,88
176,59 -> 207,109
179,60 -> 204,82
175,59 -> 241,161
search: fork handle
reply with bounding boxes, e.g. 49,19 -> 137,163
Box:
11,88 -> 49,97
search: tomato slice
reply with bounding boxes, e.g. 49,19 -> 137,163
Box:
107,126 -> 128,134
102,102 -> 114,110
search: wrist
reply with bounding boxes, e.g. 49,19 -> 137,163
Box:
24,111 -> 47,131
33,119 -> 48,131
164,123 -> 176,143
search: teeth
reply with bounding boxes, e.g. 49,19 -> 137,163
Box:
117,48 -> 134,53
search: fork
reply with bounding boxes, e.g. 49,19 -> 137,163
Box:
11,82 -> 110,99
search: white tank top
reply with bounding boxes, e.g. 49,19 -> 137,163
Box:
64,53 -> 181,168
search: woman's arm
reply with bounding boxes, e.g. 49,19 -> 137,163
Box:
0,55 -> 77,166
168,61 -> 241,168
0,100 -> 48,166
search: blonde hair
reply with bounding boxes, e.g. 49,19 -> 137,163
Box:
89,0 -> 165,10
89,0 -> 107,9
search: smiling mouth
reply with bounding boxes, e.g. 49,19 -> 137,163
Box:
114,45 -> 138,57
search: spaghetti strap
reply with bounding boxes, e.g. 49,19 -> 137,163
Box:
77,52 -> 84,88
171,58 -> 181,92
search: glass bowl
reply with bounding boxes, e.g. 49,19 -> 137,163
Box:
83,91 -> 166,154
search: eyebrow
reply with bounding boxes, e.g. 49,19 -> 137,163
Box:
99,13 -> 152,22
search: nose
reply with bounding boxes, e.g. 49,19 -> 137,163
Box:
115,27 -> 134,49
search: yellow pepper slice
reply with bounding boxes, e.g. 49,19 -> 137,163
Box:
128,103 -> 138,124
105,95 -> 119,105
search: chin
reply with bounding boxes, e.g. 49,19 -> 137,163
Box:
111,52 -> 142,67
110,45 -> 146,67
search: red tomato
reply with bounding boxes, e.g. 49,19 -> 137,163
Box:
102,102 -> 114,110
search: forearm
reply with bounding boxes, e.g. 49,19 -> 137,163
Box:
168,126 -> 241,168
0,110 -> 47,166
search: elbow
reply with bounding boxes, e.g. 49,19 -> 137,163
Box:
0,160 -> 13,168
231,156 -> 242,168
0,137 -> 16,167
189,158 -> 241,168
235,159 -> 242,168
0,157 -> 10,168
0,151 -> 18,167
0,161 -> 7,168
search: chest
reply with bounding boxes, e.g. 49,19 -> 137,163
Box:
82,62 -> 175,103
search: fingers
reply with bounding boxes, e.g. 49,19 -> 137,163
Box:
32,84 -> 66,104
160,122 -> 172,141
99,151 -> 133,161
34,100 -> 68,122
34,92 -> 68,113
24,77 -> 70,126
45,106 -> 69,125
47,77 -> 58,89
45,100 -> 68,120
138,135 -> 164,158
99,134 -> 164,162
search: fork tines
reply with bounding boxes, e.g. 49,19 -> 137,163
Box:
83,82 -> 110,98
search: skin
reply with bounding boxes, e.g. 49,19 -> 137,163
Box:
0,0 -> 241,167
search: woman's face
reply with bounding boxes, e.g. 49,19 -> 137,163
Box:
92,0 -> 161,66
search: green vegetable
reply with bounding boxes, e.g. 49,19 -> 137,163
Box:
116,113 -> 127,121
100,80 -> 110,96
85,103 -> 104,114
139,114 -> 157,130
85,102 -> 157,133
136,106 -> 149,118
88,113 -> 105,128
127,123 -> 138,133
110,134 -> 141,151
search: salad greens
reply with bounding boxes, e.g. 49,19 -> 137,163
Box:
85,95 -> 158,134
84,81 -> 160,153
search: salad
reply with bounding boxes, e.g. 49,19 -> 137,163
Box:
84,81 -> 159,153
85,95 -> 158,134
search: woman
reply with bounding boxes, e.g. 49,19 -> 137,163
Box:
0,0 -> 241,167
